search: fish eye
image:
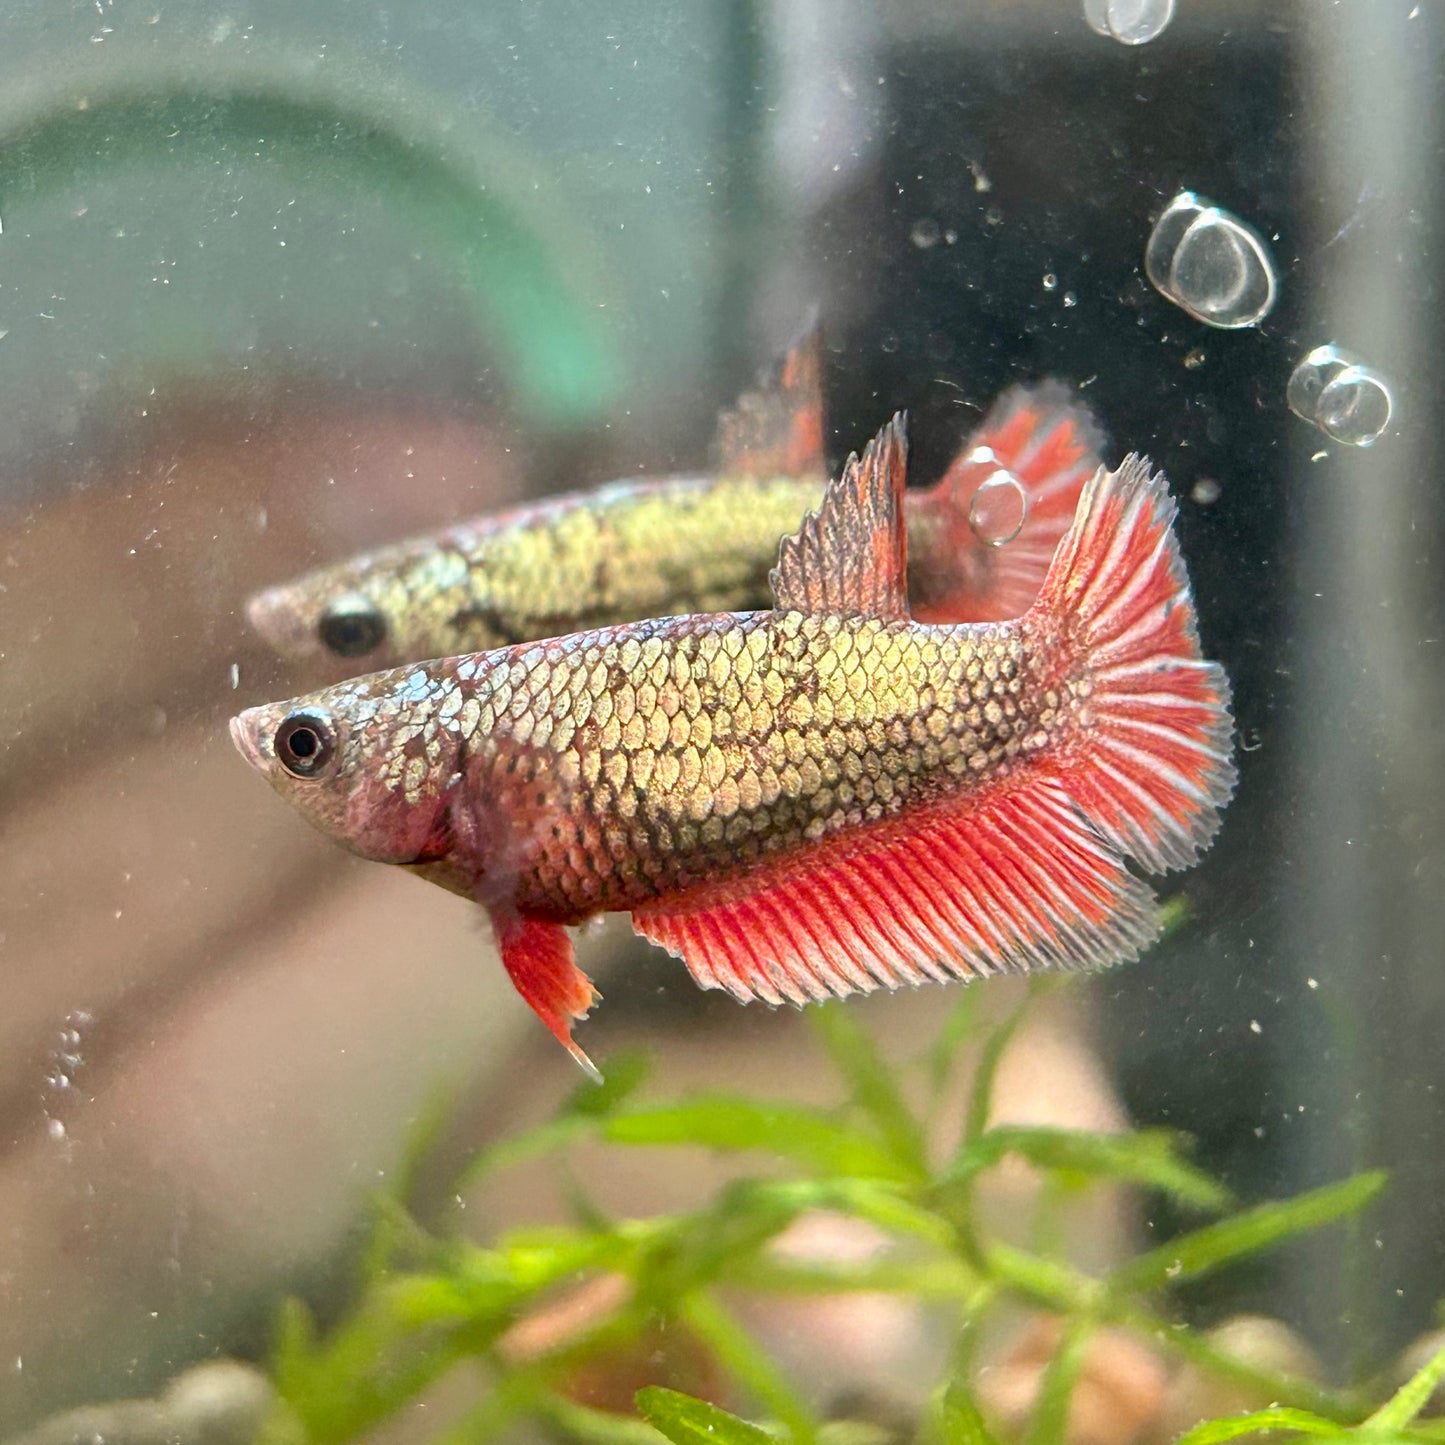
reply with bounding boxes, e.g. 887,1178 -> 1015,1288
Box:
274,710 -> 337,779
318,596 -> 388,659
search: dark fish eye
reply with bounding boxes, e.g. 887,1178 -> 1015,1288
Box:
318,598 -> 388,659
274,710 -> 337,779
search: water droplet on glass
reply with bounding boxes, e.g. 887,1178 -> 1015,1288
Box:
1286,344 -> 1393,447
1145,191 -> 1277,329
969,470 -> 1029,547
1083,0 -> 1176,45
910,218 -> 941,250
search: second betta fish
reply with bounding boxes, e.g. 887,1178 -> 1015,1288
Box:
248,329 -> 1103,670
232,416 -> 1234,1078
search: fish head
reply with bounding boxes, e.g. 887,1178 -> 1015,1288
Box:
247,562 -> 407,672
229,669 -> 465,868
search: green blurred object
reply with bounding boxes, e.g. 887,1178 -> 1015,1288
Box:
0,59 -> 621,425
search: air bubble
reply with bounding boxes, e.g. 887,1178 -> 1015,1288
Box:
1286,345 -> 1393,447
910,218 -> 941,250
1042,273 -> 1058,292
1083,0 -> 1176,45
968,469 -> 1029,547
1145,191 -> 1277,329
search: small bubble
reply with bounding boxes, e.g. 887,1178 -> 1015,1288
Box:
1307,977 -> 1319,990
910,218 -> 941,250
230,662 -> 241,690
1062,291 -> 1078,308
1145,191 -> 1277,329
1183,348 -> 1206,369
1249,1019 -> 1263,1035
1083,0 -> 1176,44
879,333 -> 900,355
1042,273 -> 1058,292
1286,344 -> 1393,447
1190,477 -> 1221,506
968,470 -> 1029,547
1165,1258 -> 1183,1278
984,205 -> 1004,228
47,1118 -> 66,1141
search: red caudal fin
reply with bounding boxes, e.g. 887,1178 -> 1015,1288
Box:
1026,455 -> 1236,874
912,383 -> 1104,625
492,910 -> 603,1082
712,317 -> 828,482
632,776 -> 1161,1006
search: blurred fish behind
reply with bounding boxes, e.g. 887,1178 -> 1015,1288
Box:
247,329 -> 1103,672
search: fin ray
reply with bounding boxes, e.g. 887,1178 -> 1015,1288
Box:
713,318 -> 827,482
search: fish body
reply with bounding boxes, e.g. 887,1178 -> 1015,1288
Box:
233,418 -> 1234,1077
247,326 -> 1102,669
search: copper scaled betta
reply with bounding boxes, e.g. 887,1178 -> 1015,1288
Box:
247,327 -> 1103,672
231,418 -> 1234,1078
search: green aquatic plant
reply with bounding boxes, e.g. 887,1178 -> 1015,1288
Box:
255,983 -> 1420,1445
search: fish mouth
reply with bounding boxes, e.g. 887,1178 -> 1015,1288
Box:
229,712 -> 264,770
246,587 -> 316,659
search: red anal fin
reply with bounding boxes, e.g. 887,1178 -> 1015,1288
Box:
713,319 -> 827,482
492,910 -> 603,1082
913,383 -> 1104,624
770,415 -> 910,619
1027,455 -> 1236,874
631,774 -> 1161,1008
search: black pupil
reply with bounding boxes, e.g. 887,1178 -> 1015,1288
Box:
319,605 -> 386,658
275,713 -> 334,778
289,727 -> 319,759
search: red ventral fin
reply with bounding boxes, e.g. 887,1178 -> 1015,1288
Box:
492,910 -> 603,1083
1026,455 -> 1236,874
631,775 -> 1161,1007
713,318 -> 827,482
771,414 -> 910,619
913,383 -> 1104,625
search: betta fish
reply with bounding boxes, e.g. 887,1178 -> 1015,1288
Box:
231,417 -> 1233,1079
246,327 -> 1101,672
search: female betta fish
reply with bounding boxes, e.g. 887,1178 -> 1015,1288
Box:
232,417 -> 1234,1079
247,328 -> 1102,672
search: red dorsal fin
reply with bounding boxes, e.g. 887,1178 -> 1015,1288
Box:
631,775 -> 1161,1007
770,414 -> 910,619
491,910 -> 603,1082
712,318 -> 827,481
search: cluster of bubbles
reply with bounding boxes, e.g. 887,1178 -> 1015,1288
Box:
43,1009 -> 91,1143
962,446 -> 1030,547
1083,0 -> 1176,46
1286,346 -> 1393,448
1144,191 -> 1394,448
1145,192 -> 1276,330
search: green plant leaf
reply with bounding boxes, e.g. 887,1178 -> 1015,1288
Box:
946,1126 -> 1231,1212
962,995 -> 1032,1148
538,1390 -> 671,1445
679,1294 -> 818,1445
1171,1406 -> 1345,1443
1367,1332 -> 1445,1430
919,1378 -> 1004,1445
1108,1171 -> 1388,1295
603,1097 -> 910,1181
1025,1318 -> 1093,1445
635,1387 -> 778,1445
566,1049 -> 655,1118
811,1003 -> 926,1176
